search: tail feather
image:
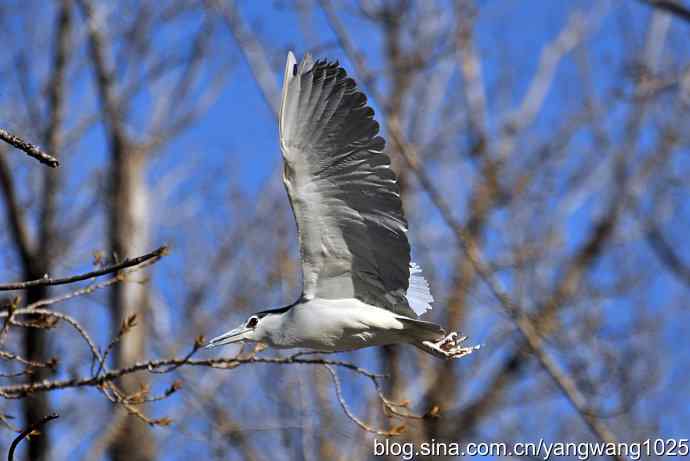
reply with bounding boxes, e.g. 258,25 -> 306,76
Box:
397,316 -> 446,342
406,262 -> 434,316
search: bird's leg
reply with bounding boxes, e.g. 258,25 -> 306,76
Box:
422,331 -> 479,359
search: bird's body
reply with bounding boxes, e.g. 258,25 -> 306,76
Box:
207,52 -> 477,360
259,298 -> 411,351
252,297 -> 445,352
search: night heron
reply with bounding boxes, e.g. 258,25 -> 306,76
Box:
207,52 -> 477,359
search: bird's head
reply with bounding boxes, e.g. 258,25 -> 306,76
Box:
205,313 -> 266,348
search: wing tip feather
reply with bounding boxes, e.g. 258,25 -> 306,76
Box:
285,51 -> 297,76
406,262 -> 434,317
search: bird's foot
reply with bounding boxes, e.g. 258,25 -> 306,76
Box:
423,332 -> 479,360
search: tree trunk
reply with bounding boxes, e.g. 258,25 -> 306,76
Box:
20,3 -> 71,458
107,148 -> 155,461
22,283 -> 51,461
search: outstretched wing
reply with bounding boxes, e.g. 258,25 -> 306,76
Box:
279,52 -> 416,317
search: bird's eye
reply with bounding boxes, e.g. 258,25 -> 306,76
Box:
246,316 -> 259,328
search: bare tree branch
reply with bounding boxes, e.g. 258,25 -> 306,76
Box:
0,246 -> 168,291
456,0 -> 488,148
0,152 -> 35,267
207,0 -> 281,116
497,10 -> 591,159
0,354 -> 380,399
0,128 -> 59,168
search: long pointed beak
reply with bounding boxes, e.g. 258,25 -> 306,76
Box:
205,326 -> 251,349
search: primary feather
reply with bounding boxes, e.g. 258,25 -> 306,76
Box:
279,52 -> 423,318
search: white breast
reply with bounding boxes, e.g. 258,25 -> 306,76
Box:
265,298 -> 407,351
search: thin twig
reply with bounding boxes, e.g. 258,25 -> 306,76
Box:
0,128 -> 59,168
148,337 -> 203,374
0,299 -> 19,345
24,276 -> 120,311
0,350 -> 56,370
7,413 -> 59,461
10,309 -> 104,366
324,365 -> 404,436
93,314 -> 138,377
0,245 -> 168,291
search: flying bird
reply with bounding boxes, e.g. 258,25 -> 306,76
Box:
207,52 -> 477,359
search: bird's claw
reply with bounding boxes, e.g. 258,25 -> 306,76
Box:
423,332 -> 479,359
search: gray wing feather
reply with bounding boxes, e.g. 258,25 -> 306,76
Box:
279,52 -> 414,317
